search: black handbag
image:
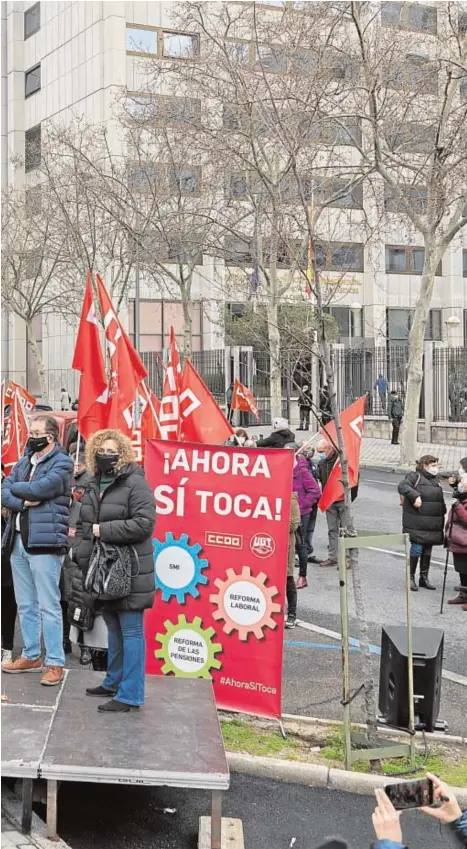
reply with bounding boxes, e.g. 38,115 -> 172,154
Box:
84,540 -> 140,601
67,600 -> 95,631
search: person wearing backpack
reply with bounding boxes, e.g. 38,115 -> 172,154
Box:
398,455 -> 446,592
73,429 -> 156,713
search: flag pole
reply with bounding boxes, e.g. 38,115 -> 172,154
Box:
14,395 -> 21,460
141,381 -> 161,431
74,431 -> 81,472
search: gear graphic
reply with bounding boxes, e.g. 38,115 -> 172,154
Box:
155,615 -> 223,678
152,532 -> 209,603
210,566 -> 281,641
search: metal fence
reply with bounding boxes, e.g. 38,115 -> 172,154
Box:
433,347 -> 467,422
330,345 -> 424,419
11,343 -> 467,427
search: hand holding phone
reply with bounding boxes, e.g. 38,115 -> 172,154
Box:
372,789 -> 403,843
420,773 -> 462,823
384,777 -> 433,810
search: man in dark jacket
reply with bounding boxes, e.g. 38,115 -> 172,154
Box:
316,439 -> 359,568
257,418 -> 295,448
298,385 -> 313,431
388,391 -> 404,445
1,416 -> 73,685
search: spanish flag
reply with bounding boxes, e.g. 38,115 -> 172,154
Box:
305,238 -> 314,297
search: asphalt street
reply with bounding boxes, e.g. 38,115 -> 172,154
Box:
50,772 -> 453,849
284,469 -> 467,736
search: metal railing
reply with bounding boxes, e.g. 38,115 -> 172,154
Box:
433,347 -> 467,422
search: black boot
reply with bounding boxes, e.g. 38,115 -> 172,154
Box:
419,554 -> 436,590
410,555 -> 419,592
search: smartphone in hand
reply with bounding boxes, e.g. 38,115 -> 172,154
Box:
385,778 -> 434,810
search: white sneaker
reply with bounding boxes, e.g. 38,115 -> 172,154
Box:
1,650 -> 13,664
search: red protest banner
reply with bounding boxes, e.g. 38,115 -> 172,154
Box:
144,440 -> 293,718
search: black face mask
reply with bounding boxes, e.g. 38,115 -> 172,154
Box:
28,436 -> 50,453
96,453 -> 119,475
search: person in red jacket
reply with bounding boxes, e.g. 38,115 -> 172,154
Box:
446,457 -> 467,611
290,448 -> 321,589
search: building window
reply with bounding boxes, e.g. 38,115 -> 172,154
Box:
387,308 -> 411,340
124,94 -> 201,127
25,64 -> 41,98
302,116 -> 362,147
381,3 -> 437,35
126,25 -> 199,58
22,252 -> 42,279
169,166 -> 200,195
162,31 -> 199,58
386,122 -> 436,154
24,2 -> 40,39
328,181 -> 363,209
460,75 -> 467,99
316,242 -> 364,272
25,124 -> 41,172
224,236 -> 254,266
126,162 -> 158,192
254,44 -> 288,73
25,185 -> 42,215
387,308 -> 442,341
463,250 -> 467,278
386,245 -> 442,275
387,54 -> 438,96
384,184 -> 427,214
126,26 -> 157,55
226,172 -> 249,198
426,309 -> 442,341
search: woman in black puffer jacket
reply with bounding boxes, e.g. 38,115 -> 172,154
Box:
398,455 -> 446,592
74,429 -> 156,714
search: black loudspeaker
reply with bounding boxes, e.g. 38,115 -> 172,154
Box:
379,625 -> 444,732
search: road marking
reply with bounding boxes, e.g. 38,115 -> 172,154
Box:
285,641 -> 359,650
295,620 -> 467,686
366,546 -> 451,568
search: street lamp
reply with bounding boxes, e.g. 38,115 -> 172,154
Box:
444,314 -> 460,345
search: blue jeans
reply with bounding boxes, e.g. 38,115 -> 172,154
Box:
10,534 -> 65,667
102,610 -> 145,706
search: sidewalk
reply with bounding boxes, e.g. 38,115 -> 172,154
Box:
1,815 -> 36,849
247,426 -> 462,473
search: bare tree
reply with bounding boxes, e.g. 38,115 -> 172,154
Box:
349,1 -> 467,462
1,186 -> 78,402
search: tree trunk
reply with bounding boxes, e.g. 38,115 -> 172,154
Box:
27,319 -> 49,405
312,245 -> 379,758
267,204 -> 282,420
267,300 -> 282,419
400,246 -> 437,465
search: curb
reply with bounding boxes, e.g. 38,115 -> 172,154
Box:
1,787 -> 72,849
280,713 -> 467,746
360,463 -> 456,477
227,752 -> 467,805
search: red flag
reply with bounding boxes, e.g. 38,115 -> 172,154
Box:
318,395 -> 366,512
179,359 -> 234,444
5,381 -> 36,413
159,327 -> 182,440
2,392 -> 30,474
231,377 -> 261,421
96,274 -> 147,436
72,274 -> 109,440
